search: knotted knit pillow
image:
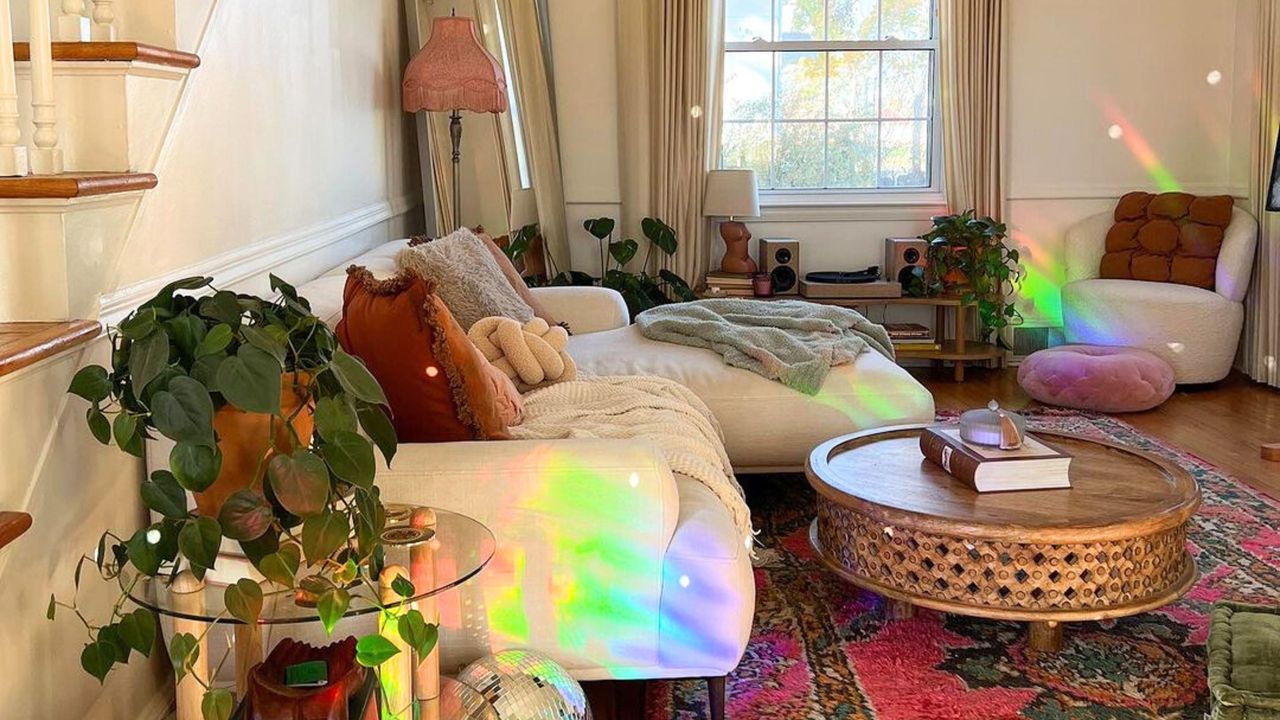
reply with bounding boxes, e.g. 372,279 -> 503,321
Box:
467,316 -> 577,392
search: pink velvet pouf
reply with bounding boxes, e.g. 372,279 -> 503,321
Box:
1017,344 -> 1175,413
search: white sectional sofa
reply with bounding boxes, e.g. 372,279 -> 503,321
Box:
290,239 -> 935,690
302,240 -> 937,472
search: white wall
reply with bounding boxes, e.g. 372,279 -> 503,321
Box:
109,0 -> 421,296
0,2 -> 422,718
545,0 -> 1255,329
546,0 -> 624,271
1006,0 -> 1251,326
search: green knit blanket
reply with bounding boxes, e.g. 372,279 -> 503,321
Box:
636,299 -> 895,395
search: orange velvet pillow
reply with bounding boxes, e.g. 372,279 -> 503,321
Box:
1098,191 -> 1234,290
335,267 -> 509,443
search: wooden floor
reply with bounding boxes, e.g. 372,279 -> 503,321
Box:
918,366 -> 1280,501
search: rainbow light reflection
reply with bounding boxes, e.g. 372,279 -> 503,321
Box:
1100,102 -> 1183,192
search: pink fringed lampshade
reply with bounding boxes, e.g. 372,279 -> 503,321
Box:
403,16 -> 508,114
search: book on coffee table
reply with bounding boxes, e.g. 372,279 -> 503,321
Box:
919,426 -> 1072,492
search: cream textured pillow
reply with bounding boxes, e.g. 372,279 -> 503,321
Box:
396,228 -> 535,330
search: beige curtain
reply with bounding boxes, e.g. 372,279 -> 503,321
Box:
1245,1 -> 1280,388
500,0 -> 570,272
617,0 -> 724,285
939,0 -> 1005,219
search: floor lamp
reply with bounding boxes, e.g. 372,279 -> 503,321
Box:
1263,127 -> 1280,462
403,14 -> 508,232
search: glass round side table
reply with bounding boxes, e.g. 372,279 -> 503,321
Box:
122,506 -> 497,720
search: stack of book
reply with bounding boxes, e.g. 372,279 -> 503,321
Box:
919,426 -> 1073,492
703,271 -> 755,297
884,322 -> 940,352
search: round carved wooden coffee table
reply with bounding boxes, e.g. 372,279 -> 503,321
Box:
807,425 -> 1201,652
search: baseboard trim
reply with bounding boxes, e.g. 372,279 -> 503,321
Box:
100,194 -> 418,323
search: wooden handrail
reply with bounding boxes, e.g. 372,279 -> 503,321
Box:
0,172 -> 156,199
0,512 -> 31,550
13,41 -> 200,69
0,320 -> 101,378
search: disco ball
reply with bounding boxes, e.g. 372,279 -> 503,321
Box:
456,650 -> 591,720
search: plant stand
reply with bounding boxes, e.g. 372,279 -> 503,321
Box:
121,507 -> 496,720
715,292 -> 1006,382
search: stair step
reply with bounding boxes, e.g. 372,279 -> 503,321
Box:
0,320 -> 101,377
13,41 -> 200,69
0,512 -> 33,551
0,172 -> 156,199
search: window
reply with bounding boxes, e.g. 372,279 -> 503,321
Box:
720,0 -> 939,196
493,10 -> 532,190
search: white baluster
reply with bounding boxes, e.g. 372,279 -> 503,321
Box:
57,0 -> 89,42
89,0 -> 114,41
27,0 -> 62,175
0,0 -> 28,176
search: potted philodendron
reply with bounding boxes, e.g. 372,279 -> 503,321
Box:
920,210 -> 1025,345
53,275 -> 431,720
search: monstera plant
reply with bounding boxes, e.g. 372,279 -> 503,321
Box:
52,275 -> 432,720
503,218 -> 696,318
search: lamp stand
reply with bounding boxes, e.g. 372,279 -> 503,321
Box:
718,220 -> 757,274
449,109 -> 462,231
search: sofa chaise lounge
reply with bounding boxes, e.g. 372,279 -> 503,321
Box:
300,240 -> 937,472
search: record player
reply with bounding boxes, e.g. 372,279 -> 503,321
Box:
799,266 -> 902,299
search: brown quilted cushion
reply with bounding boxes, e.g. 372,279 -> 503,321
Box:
1099,191 -> 1234,290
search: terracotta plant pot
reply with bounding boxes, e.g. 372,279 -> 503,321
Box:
942,267 -> 969,290
193,373 -> 315,518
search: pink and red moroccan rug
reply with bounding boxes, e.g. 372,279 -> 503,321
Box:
646,410 -> 1280,719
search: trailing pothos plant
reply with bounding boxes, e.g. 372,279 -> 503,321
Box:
919,210 -> 1025,346
52,275 -> 433,720
502,218 -> 697,318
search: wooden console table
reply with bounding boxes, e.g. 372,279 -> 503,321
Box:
842,295 -> 1003,382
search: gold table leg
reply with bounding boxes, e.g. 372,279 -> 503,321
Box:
1028,620 -> 1064,653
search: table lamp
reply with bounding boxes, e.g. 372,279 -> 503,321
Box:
704,169 -> 761,274
1263,127 -> 1280,462
403,14 -> 508,232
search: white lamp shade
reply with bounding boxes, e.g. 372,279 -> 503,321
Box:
703,169 -> 760,219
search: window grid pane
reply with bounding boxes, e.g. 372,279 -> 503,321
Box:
722,0 -> 934,191
720,49 -> 933,190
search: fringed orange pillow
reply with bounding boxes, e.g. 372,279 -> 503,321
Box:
335,267 -> 509,443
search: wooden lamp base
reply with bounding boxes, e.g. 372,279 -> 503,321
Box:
718,220 -> 757,274
1263,443 -> 1280,462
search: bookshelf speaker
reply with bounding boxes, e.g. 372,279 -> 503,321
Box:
760,238 -> 799,295
885,238 -> 929,285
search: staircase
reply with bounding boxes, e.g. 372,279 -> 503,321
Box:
0,0 -> 207,323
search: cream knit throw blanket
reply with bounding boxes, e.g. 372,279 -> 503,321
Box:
637,299 -> 895,395
510,375 -> 752,542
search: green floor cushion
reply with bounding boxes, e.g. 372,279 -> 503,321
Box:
1209,601 -> 1280,720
